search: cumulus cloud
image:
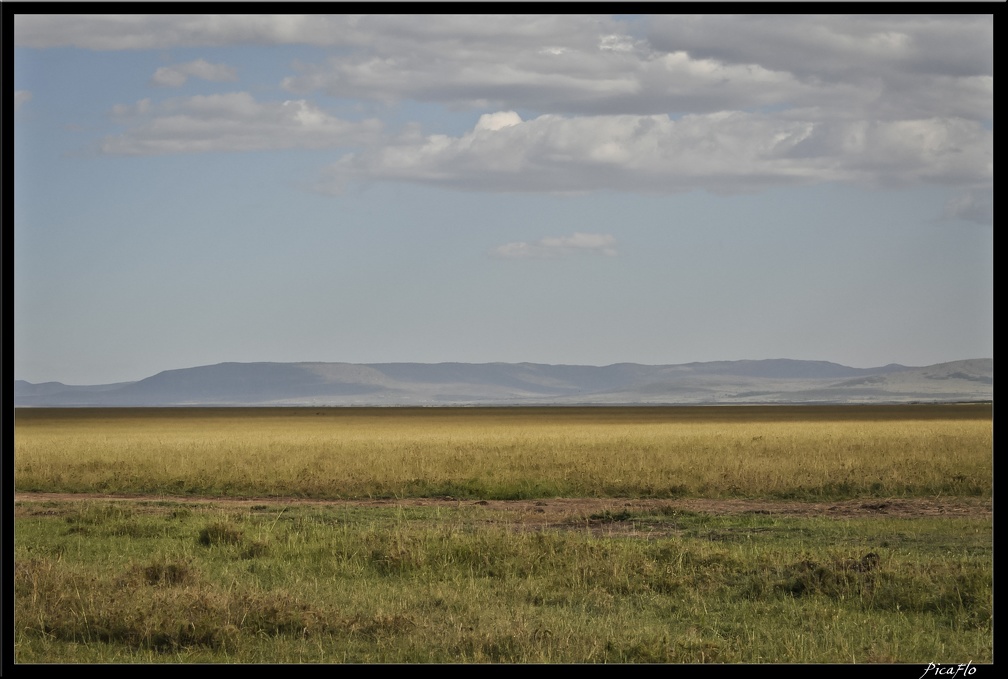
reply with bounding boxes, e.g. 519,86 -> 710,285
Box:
17,14 -> 993,197
102,92 -> 382,155
321,111 -> 992,194
491,233 -> 618,259
16,15 -> 834,117
271,14 -> 991,122
15,15 -> 992,122
151,59 -> 238,87
279,19 -> 821,117
645,15 -> 993,123
475,111 -> 522,132
646,15 -> 993,81
14,90 -> 32,111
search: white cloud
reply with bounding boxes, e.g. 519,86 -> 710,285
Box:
491,233 -> 618,259
101,92 -> 382,155
646,15 -> 993,81
598,34 -> 638,53
17,14 -> 993,196
151,68 -> 188,88
14,90 -> 32,111
15,15 -> 991,123
111,98 -> 153,118
474,111 -> 522,132
278,20 -> 813,117
944,186 -> 993,226
15,14 -> 993,127
322,111 -> 992,194
645,15 -> 993,123
151,59 -> 238,87
273,15 -> 990,123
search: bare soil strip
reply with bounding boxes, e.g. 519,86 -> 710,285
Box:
13,492 -> 991,524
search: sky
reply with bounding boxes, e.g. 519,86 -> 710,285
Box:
11,12 -> 994,385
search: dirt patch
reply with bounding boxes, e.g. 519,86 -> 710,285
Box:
13,492 -> 991,526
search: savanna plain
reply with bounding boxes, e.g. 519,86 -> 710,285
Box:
13,405 -> 992,663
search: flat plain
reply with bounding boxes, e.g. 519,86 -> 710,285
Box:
13,404 -> 993,663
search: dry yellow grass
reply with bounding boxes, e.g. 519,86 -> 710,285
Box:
13,405 -> 992,499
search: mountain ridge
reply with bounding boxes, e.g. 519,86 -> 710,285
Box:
13,358 -> 993,407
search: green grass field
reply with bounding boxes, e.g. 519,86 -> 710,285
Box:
13,405 -> 993,663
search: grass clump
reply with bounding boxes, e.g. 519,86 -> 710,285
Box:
141,558 -> 197,587
197,522 -> 243,547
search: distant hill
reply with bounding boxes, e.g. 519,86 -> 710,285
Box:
13,358 -> 992,406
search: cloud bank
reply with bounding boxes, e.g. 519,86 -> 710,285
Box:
103,92 -> 382,154
322,111 -> 991,195
16,14 -> 994,218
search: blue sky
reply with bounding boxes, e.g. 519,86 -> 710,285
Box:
12,13 -> 993,385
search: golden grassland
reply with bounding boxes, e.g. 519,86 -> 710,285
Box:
14,404 -> 992,500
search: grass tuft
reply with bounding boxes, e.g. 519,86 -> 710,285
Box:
197,522 -> 243,547
142,559 -> 197,587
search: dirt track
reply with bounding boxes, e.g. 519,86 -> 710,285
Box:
13,493 -> 992,525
